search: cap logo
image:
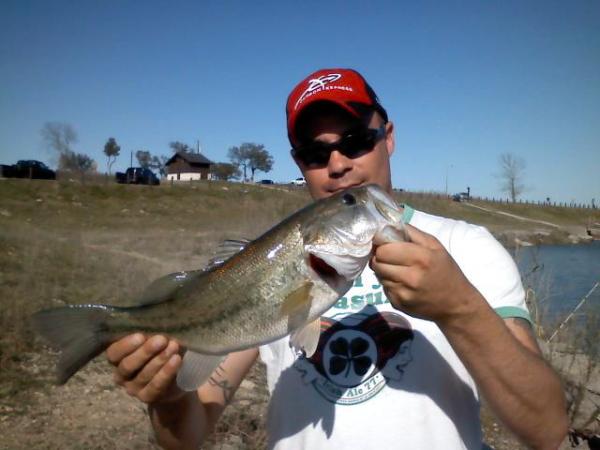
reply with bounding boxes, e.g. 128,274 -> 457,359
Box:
293,73 -> 353,110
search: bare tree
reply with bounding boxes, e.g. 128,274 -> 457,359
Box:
498,152 -> 526,202
41,122 -> 78,160
150,155 -> 169,177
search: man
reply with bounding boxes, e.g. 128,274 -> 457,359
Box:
106,68 -> 568,449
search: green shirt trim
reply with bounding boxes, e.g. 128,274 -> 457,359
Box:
400,204 -> 531,325
494,306 -> 532,324
401,204 -> 415,224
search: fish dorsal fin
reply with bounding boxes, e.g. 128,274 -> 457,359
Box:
279,281 -> 314,328
137,271 -> 201,306
206,239 -> 251,269
290,318 -> 322,358
176,350 -> 226,391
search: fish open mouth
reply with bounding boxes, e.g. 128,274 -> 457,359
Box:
308,253 -> 344,286
309,253 -> 340,279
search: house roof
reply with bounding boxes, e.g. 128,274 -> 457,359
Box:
165,151 -> 213,166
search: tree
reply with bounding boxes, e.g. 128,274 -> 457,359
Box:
41,122 -> 78,160
59,151 -> 96,182
40,122 -> 96,181
247,144 -> 273,181
103,137 -> 120,175
136,150 -> 152,169
150,155 -> 169,177
211,162 -> 241,181
135,150 -> 167,177
228,142 -> 273,182
228,145 -> 249,181
169,141 -> 194,154
498,152 -> 526,202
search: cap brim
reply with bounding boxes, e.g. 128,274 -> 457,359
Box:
288,98 -> 361,145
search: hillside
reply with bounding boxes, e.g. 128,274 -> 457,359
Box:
0,179 -> 597,449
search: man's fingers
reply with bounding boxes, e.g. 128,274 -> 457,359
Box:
371,258 -> 416,287
404,224 -> 440,250
373,240 -> 429,266
138,354 -> 183,404
117,335 -> 168,379
134,340 -> 180,386
106,333 -> 146,366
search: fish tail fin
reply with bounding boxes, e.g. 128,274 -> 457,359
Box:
31,305 -> 114,384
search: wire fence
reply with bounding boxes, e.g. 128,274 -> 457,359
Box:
392,189 -> 598,210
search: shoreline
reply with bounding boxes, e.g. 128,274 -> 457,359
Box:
492,228 -> 596,249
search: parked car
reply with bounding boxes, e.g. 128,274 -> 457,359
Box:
0,164 -> 15,178
258,179 -> 274,185
116,167 -> 160,185
452,192 -> 470,202
0,160 -> 56,180
290,177 -> 306,186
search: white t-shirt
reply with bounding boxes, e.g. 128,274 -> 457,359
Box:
259,206 -> 530,450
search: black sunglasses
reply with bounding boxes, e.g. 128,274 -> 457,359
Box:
291,125 -> 386,168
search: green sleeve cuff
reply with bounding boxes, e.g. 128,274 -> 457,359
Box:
494,306 -> 533,325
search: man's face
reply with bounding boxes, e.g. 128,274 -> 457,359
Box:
293,110 -> 395,200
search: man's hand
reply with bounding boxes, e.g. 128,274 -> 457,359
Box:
106,334 -> 185,405
370,224 -> 479,323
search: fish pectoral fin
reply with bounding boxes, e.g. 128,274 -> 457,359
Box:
138,271 -> 202,306
176,351 -> 225,391
279,281 -> 314,329
206,239 -> 252,269
290,318 -> 322,358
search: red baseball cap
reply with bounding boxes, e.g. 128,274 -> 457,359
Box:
286,68 -> 388,145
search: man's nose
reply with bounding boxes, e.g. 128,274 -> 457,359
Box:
327,150 -> 352,177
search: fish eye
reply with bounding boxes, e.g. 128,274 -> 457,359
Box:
342,193 -> 356,205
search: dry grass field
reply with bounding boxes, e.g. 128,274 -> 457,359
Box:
0,178 -> 597,449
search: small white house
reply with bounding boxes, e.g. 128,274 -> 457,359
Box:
165,151 -> 213,181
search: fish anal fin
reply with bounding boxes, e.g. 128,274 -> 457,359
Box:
176,351 -> 225,391
279,281 -> 314,329
290,318 -> 322,358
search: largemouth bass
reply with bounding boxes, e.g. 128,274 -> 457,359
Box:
32,184 -> 406,390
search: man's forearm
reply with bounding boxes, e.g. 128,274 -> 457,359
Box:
438,290 -> 568,450
149,392 -> 210,450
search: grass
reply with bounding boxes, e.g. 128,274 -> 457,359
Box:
1,179 -> 595,382
0,179 -> 310,394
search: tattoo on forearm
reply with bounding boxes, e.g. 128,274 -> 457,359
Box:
208,363 -> 234,405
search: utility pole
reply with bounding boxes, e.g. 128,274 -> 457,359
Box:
445,164 -> 453,195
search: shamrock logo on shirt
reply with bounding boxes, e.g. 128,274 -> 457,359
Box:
304,309 -> 415,392
329,336 -> 372,378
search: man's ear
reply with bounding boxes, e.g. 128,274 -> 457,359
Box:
385,121 -> 395,157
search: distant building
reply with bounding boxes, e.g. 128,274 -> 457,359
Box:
165,151 -> 213,181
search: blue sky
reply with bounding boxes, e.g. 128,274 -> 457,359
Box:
1,0 -> 598,204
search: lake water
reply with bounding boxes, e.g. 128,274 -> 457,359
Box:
513,241 -> 600,330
